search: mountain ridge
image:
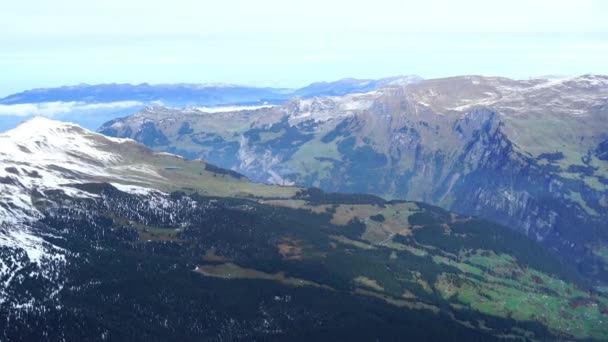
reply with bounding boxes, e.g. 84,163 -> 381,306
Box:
0,75 -> 423,132
0,75 -> 424,105
99,74 -> 608,284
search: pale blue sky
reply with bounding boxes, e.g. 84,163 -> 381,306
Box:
1,0 -> 607,96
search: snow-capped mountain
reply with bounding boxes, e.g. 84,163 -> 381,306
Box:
1,118 -> 130,224
0,117 -> 292,313
0,118 -> 156,311
0,116 -> 297,228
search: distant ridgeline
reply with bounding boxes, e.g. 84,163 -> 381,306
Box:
0,75 -> 422,131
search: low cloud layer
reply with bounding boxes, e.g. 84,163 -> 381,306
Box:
0,101 -> 144,117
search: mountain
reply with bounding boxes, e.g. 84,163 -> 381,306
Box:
0,83 -> 290,107
0,76 -> 421,132
2,118 -> 607,340
293,75 -> 423,97
0,76 -> 423,106
0,83 -> 289,132
99,74 -> 608,285
0,117 -> 296,227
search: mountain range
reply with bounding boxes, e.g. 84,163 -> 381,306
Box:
1,117 -> 607,340
99,74 -> 608,286
0,76 -> 422,132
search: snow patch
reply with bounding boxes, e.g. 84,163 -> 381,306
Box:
195,105 -> 275,113
111,183 -> 162,196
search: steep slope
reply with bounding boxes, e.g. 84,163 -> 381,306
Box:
1,118 -> 607,340
99,75 -> 608,284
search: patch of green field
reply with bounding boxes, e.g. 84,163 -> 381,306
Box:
388,242 -> 608,339
502,113 -> 608,198
503,115 -> 599,167
104,213 -> 184,242
136,226 -> 183,242
196,263 -> 333,290
202,248 -> 232,262
329,235 -> 376,250
460,250 -> 516,272
581,174 -> 608,193
432,255 -> 484,276
258,129 -> 285,143
180,112 -> 255,134
383,241 -> 428,257
412,271 -> 434,294
261,199 -> 333,214
567,190 -> 599,216
354,276 -> 385,291
292,138 -> 342,161
287,138 -> 342,184
353,288 -> 439,313
435,268 -> 608,340
328,202 -> 418,243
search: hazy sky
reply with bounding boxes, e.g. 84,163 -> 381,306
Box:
1,0 -> 607,96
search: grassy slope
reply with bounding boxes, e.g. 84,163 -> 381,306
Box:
108,190 -> 608,341
100,139 -> 299,198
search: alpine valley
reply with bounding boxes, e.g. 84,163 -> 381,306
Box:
99,75 -> 608,288
0,116 -> 605,340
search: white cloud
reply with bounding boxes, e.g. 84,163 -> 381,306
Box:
0,101 -> 143,117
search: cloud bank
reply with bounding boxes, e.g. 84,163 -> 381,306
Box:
0,101 -> 143,117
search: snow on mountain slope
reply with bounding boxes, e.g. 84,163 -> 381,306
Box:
0,116 -> 299,311
285,91 -> 379,124
0,117 -> 138,226
0,117 -> 295,297
0,117 -> 170,307
405,74 -> 608,116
